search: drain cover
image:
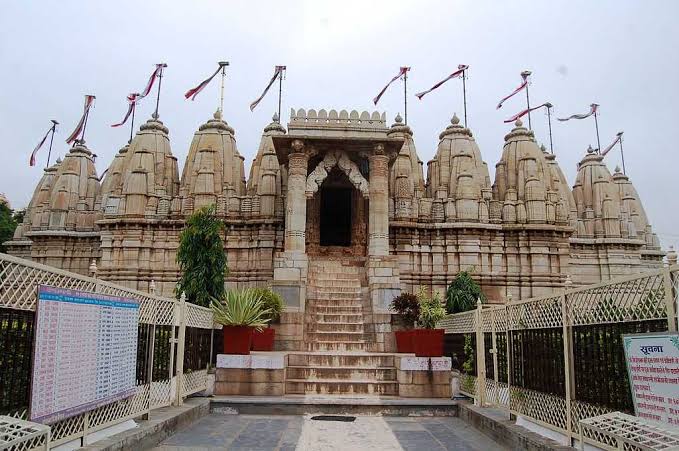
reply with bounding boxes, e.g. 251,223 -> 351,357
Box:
311,415 -> 356,422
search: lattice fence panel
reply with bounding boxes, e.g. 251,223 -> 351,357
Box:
459,374 -> 477,397
568,272 -> 667,326
439,310 -> 476,334
186,304 -> 214,329
509,387 -> 568,432
571,399 -> 614,435
484,379 -> 509,408
182,369 -> 208,397
508,295 -> 562,330
150,380 -> 173,409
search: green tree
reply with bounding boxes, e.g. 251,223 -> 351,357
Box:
445,270 -> 485,314
176,205 -> 227,307
0,203 -> 18,253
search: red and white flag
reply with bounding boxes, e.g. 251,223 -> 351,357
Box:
111,93 -> 140,127
139,64 -> 167,99
415,65 -> 468,100
29,121 -> 58,167
601,132 -> 623,156
185,62 -> 228,101
496,75 -> 529,109
504,102 -> 550,123
557,103 -> 599,122
373,66 -> 410,105
250,65 -> 286,111
65,95 -> 95,145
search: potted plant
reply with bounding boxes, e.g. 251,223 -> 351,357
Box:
250,288 -> 284,351
210,289 -> 271,355
390,292 -> 420,353
414,288 -> 447,357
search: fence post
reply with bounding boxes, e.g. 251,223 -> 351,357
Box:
476,298 -> 486,407
143,292 -> 157,419
506,294 -> 513,416
174,292 -> 187,406
663,249 -> 677,332
491,307 -> 499,405
562,276 -> 575,443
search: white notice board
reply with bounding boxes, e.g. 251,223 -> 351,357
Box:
30,285 -> 139,424
623,332 -> 679,427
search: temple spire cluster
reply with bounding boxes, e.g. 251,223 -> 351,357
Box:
7,108 -> 663,298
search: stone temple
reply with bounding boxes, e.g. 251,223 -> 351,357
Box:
6,108 -> 663,355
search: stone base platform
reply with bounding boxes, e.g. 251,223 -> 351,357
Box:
215,352 -> 452,398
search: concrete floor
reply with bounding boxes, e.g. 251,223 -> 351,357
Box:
154,413 -> 507,451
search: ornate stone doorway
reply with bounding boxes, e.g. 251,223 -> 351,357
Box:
306,166 -> 368,257
320,186 -> 351,246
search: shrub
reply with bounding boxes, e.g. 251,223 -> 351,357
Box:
390,292 -> 420,328
417,287 -> 447,329
210,289 -> 271,331
176,205 -> 227,307
445,271 -> 485,314
250,288 -> 284,323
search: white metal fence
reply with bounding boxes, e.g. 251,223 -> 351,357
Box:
0,252 -> 214,448
439,265 -> 679,448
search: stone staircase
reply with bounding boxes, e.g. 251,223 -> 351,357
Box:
285,258 -> 399,395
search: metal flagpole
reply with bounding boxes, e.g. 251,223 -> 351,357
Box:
153,64 -> 167,119
462,68 -> 468,128
46,120 -> 58,168
129,102 -> 136,144
617,132 -> 626,174
278,68 -> 283,123
545,102 -> 554,154
218,61 -> 229,113
521,70 -> 532,130
593,107 -> 602,154
403,69 -> 408,125
81,102 -> 91,144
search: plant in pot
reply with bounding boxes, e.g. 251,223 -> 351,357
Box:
250,288 -> 284,351
390,292 -> 420,353
210,289 -> 271,355
414,287 -> 447,357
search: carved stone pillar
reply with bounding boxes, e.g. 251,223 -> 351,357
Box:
284,140 -> 309,253
369,146 -> 389,256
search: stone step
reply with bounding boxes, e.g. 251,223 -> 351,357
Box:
305,331 -> 371,342
287,353 -> 395,368
309,322 -> 365,333
313,313 -> 364,323
286,366 -> 397,381
309,272 -> 363,280
308,286 -> 363,294
285,380 -> 398,396
308,298 -> 363,307
308,305 -> 363,314
310,279 -> 362,288
307,292 -> 363,300
305,341 -> 370,352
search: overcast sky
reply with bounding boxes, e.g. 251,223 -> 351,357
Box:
1,1 -> 678,248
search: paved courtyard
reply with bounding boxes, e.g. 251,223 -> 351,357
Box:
154,414 -> 506,450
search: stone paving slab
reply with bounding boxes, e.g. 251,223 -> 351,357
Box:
153,414 -> 507,451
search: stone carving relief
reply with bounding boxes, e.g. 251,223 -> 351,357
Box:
305,151 -> 369,198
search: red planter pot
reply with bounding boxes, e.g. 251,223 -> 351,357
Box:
251,327 -> 276,351
222,326 -> 254,355
394,330 -> 416,353
414,329 -> 445,357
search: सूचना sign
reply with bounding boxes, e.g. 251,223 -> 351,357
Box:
29,285 -> 139,424
623,332 -> 679,427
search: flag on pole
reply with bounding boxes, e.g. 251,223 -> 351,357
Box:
65,95 -> 95,145
29,122 -> 57,167
250,65 -> 286,111
111,93 -> 140,127
185,62 -> 228,100
601,132 -> 623,156
496,75 -> 528,109
557,103 -> 599,122
139,64 -> 166,99
373,66 -> 410,105
504,102 -> 550,123
415,65 -> 468,100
